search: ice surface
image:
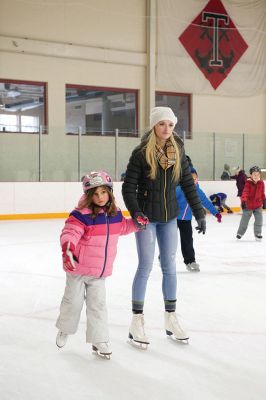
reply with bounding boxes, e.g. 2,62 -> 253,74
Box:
0,213 -> 266,400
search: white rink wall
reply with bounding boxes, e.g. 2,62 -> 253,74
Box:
1,180 -> 261,217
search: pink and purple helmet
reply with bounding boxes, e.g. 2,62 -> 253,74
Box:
82,171 -> 113,193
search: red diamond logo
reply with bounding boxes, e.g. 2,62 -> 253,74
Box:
179,0 -> 248,89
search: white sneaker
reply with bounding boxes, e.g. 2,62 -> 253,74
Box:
56,331 -> 68,348
186,262 -> 200,272
92,342 -> 112,358
164,312 -> 189,341
129,314 -> 149,344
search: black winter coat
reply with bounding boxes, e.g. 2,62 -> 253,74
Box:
122,132 -> 205,223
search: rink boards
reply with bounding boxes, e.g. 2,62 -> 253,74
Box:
1,180 -> 265,220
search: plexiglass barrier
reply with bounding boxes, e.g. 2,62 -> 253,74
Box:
0,127 -> 265,181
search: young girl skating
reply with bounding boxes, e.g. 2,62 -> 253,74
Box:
56,171 -> 141,359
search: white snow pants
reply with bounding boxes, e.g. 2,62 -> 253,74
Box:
56,273 -> 109,343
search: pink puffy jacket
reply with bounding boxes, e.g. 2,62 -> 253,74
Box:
60,207 -> 138,278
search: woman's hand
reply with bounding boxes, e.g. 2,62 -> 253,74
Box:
133,212 -> 149,230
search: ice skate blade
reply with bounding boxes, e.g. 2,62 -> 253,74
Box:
56,340 -> 66,349
93,352 -> 111,360
186,265 -> 200,272
56,332 -> 68,348
128,333 -> 149,350
92,346 -> 112,360
166,330 -> 189,344
128,338 -> 149,350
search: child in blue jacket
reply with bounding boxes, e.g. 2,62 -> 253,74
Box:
176,168 -> 222,272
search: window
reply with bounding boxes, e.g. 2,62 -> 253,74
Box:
66,85 -> 138,137
156,92 -> 191,139
0,79 -> 47,133
0,114 -> 18,132
21,116 -> 40,133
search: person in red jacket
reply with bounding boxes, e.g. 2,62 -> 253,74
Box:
236,166 -> 266,241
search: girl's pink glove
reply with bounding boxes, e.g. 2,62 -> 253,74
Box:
62,241 -> 76,271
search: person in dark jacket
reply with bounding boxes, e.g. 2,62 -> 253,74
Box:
231,168 -> 247,205
122,106 -> 206,347
221,163 -> 231,180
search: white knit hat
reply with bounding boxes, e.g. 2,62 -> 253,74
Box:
150,107 -> 178,128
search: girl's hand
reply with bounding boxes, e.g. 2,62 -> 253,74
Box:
62,241 -> 76,271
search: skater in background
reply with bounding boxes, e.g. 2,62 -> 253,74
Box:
176,168 -> 222,272
236,166 -> 266,240
230,167 -> 247,206
220,163 -> 231,180
120,172 -> 126,181
122,106 -> 205,347
210,192 -> 233,213
56,171 -> 139,359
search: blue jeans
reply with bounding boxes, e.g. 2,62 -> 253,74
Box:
133,218 -> 178,311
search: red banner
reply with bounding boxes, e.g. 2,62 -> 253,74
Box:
179,0 -> 248,89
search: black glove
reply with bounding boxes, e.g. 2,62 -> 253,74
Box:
133,212 -> 149,230
263,199 -> 266,209
195,218 -> 206,234
241,201 -> 246,210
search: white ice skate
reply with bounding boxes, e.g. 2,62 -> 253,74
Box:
255,235 -> 263,242
128,314 -> 150,349
56,331 -> 68,348
164,312 -> 189,343
186,262 -> 200,272
92,342 -> 112,360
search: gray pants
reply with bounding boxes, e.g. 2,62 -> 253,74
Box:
237,207 -> 263,237
56,274 -> 109,343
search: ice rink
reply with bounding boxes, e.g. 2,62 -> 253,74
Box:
1,212 -> 266,400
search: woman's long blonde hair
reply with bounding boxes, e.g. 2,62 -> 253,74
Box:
145,129 -> 181,181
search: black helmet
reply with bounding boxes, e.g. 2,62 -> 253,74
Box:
249,166 -> 261,174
